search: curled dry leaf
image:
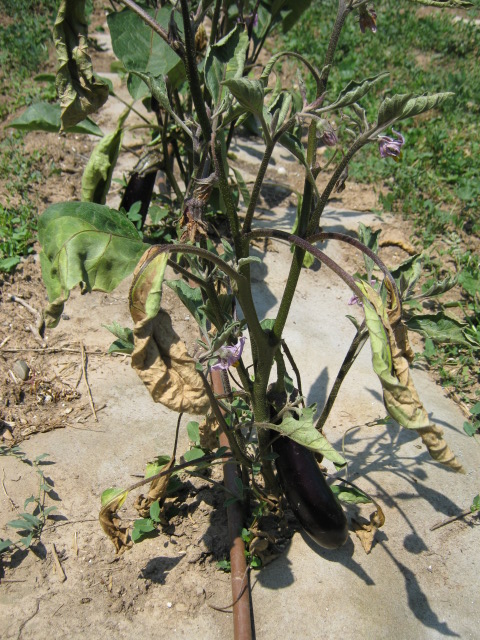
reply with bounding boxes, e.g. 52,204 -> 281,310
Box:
358,280 -> 464,473
53,0 -> 109,130
132,312 -> 210,415
99,489 -> 132,554
199,413 -> 220,450
135,456 -> 175,518
352,504 -> 385,554
129,247 -> 210,415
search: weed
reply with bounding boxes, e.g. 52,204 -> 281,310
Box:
0,446 -> 57,556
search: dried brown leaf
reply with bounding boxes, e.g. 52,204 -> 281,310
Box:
99,492 -> 132,554
352,504 -> 385,554
131,311 -> 210,414
359,280 -> 464,473
135,456 -> 175,518
199,413 -> 220,450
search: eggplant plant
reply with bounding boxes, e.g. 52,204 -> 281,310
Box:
32,0 -> 471,556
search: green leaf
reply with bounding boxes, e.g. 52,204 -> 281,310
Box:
149,500 -> 161,522
145,455 -> 172,479
406,313 -> 469,346
186,421 -> 200,445
216,559 -> 231,572
107,5 -> 185,100
279,132 -> 307,167
38,201 -> 147,326
19,534 -> 33,548
471,402 -> 480,416
471,494 -> 480,513
357,223 -> 382,278
9,102 -> 103,136
265,406 -> 346,466
331,485 -> 372,505
165,279 -> 207,329
420,275 -> 458,299
81,125 -> 124,204
101,487 -> 128,508
20,513 -> 41,527
0,257 -> 21,273
390,254 -> 423,297
7,518 -> 35,531
222,78 -> 265,115
331,72 -> 389,110
53,0 -> 109,130
237,256 -> 261,268
458,271 -> 480,299
183,447 -> 206,462
129,71 -> 192,139
0,539 -> 13,553
131,518 -> 156,542
205,24 -> 249,107
103,321 -> 134,354
463,422 -> 477,437
377,92 -> 454,128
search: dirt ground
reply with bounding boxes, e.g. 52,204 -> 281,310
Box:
1,5 -> 479,639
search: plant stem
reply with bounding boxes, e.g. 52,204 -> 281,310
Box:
242,143 -> 274,233
180,0 -> 212,140
315,327 -> 368,432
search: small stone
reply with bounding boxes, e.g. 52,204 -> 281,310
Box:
13,360 -> 30,381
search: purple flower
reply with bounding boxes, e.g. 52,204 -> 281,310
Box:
378,130 -> 405,160
359,5 -> 377,34
210,337 -> 246,371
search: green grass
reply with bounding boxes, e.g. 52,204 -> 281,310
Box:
0,131 -> 50,270
282,0 -> 480,238
0,0 -> 58,120
0,1 -> 58,271
281,0 -> 480,427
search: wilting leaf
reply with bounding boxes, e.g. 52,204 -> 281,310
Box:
81,124 -> 124,204
131,311 -> 210,415
406,313 -> 469,346
223,78 -> 265,115
352,504 -> 385,554
54,0 -> 109,130
377,92 -> 453,128
38,202 -> 147,326
129,247 -> 169,322
135,456 -> 174,518
205,24 -> 249,107
99,488 -> 131,554
358,280 -> 464,472
9,102 -> 103,136
263,405 -> 346,467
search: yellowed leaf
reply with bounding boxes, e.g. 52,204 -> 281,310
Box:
359,280 -> 464,473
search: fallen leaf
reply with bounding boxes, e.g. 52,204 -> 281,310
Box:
352,504 -> 385,554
